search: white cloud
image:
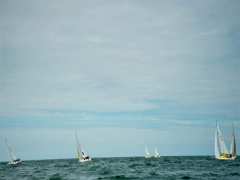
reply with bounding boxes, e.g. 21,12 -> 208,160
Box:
0,0 -> 240,117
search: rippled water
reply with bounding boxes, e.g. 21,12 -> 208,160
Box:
0,156 -> 240,180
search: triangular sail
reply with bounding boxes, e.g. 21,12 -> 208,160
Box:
217,124 -> 229,154
5,138 -> 17,161
154,147 -> 160,157
75,132 -> 83,160
230,125 -> 237,157
215,127 -> 221,158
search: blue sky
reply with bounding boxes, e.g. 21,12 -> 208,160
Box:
0,0 -> 240,161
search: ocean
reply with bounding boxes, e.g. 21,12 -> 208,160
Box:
0,156 -> 239,180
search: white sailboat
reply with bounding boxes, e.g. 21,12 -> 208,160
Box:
145,146 -> 152,158
75,132 -> 92,162
154,148 -> 160,158
215,122 -> 237,160
5,138 -> 22,166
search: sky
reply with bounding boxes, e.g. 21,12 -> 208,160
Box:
0,0 -> 240,161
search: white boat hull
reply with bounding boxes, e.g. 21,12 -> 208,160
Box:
216,156 -> 237,160
8,160 -> 22,166
79,158 -> 92,163
145,155 -> 159,159
145,156 -> 152,159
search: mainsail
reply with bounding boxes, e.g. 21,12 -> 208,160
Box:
5,138 -> 17,162
214,127 -> 221,158
75,132 -> 83,160
216,124 -> 229,155
230,125 -> 237,158
154,148 -> 160,157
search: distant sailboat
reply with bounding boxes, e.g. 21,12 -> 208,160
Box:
145,146 -> 160,159
145,146 -> 152,158
75,132 -> 92,162
215,122 -> 237,160
5,138 -> 22,166
154,148 -> 160,158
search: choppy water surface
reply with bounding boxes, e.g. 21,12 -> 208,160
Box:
1,156 -> 240,180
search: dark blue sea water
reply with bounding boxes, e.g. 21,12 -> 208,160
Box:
0,156 -> 240,180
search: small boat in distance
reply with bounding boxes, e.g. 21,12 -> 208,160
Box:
145,146 -> 161,159
75,131 -> 92,162
145,146 -> 152,158
215,122 -> 237,160
154,148 -> 160,158
5,138 -> 22,166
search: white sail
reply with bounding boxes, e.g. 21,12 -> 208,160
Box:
217,124 -> 229,154
230,125 -> 237,158
214,127 -> 221,158
154,148 -> 160,158
5,138 -> 17,161
75,132 -> 83,160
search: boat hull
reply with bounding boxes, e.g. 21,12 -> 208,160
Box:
216,156 -> 237,160
145,155 -> 153,159
145,156 -> 160,159
8,160 -> 22,166
79,158 -> 92,163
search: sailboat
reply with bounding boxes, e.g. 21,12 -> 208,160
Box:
75,132 -> 92,162
145,146 -> 152,158
154,148 -> 160,158
5,138 -> 22,166
215,122 -> 237,160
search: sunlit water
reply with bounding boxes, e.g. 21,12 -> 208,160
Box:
1,156 -> 240,180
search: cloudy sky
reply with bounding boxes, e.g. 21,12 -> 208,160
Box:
0,0 -> 240,161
